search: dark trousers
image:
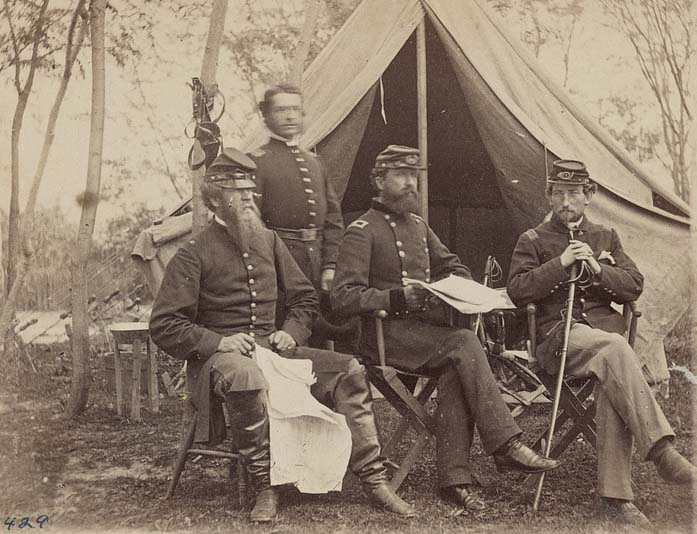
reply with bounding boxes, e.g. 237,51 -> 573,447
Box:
393,327 -> 520,488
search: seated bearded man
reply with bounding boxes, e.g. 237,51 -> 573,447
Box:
149,148 -> 415,523
331,145 -> 559,512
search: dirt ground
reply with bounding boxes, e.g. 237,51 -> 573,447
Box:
1,337 -> 695,534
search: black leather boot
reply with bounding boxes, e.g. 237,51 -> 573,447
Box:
361,472 -> 416,517
225,390 -> 277,523
652,443 -> 697,485
334,369 -> 415,517
493,437 -> 560,474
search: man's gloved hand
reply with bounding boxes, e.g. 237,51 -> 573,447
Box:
268,330 -> 297,352
218,333 -> 255,355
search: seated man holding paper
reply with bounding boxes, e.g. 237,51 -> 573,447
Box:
149,149 -> 414,523
331,145 -> 558,511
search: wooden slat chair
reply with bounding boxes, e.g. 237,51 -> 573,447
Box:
364,310 -> 439,491
166,403 -> 247,507
524,301 -> 641,482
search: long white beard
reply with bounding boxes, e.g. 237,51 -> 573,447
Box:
219,202 -> 265,251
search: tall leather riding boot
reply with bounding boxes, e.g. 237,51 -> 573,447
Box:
333,370 -> 415,517
225,390 -> 277,523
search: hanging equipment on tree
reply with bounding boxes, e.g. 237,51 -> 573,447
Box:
185,77 -> 226,170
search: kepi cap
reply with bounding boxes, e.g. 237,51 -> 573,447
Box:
205,148 -> 256,189
374,145 -> 425,171
547,159 -> 591,185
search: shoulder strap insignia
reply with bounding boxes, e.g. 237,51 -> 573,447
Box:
348,219 -> 369,230
592,222 -> 608,232
523,229 -> 539,241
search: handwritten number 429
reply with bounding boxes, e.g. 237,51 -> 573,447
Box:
4,516 -> 49,530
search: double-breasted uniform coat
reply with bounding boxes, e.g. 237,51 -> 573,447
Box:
149,221 -> 352,444
332,199 -> 521,490
249,137 -> 343,287
507,213 -> 674,500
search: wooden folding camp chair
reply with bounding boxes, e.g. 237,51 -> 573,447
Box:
525,301 -> 641,472
166,404 -> 247,507
474,257 -> 547,417
362,310 -> 439,491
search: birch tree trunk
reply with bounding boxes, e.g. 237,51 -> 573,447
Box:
191,0 -> 228,233
66,0 -> 106,417
0,217 -> 4,299
3,0 -> 49,296
0,0 -> 87,353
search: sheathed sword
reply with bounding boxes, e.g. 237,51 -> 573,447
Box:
532,229 -> 579,513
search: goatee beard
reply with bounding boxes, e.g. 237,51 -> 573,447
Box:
382,191 -> 421,215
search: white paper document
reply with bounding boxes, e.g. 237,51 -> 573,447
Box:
404,274 -> 515,314
253,346 -> 352,494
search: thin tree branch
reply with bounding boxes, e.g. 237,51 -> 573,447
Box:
3,0 -> 22,93
133,73 -> 184,199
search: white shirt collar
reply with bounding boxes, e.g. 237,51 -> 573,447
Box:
566,216 -> 584,232
269,130 -> 300,147
214,215 -> 228,227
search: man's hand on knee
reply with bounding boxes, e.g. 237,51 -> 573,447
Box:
218,333 -> 256,355
268,330 -> 297,352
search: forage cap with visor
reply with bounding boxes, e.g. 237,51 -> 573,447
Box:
205,147 -> 257,189
547,159 -> 591,186
374,145 -> 426,171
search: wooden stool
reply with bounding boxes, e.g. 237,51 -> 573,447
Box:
109,322 -> 159,421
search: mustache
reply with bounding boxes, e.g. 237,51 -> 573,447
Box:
227,199 -> 261,213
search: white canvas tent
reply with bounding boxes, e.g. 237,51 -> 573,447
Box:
133,0 -> 691,381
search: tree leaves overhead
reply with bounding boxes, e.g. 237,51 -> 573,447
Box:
600,0 -> 692,201
487,0 -> 692,202
104,0 -> 156,67
0,0 -> 158,82
0,2 -> 73,80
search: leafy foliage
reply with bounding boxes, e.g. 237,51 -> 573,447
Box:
0,1 -> 73,81
600,0 -> 693,202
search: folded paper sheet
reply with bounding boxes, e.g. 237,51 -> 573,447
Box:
253,346 -> 352,493
404,274 -> 516,314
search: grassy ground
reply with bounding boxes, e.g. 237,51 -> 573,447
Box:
1,315 -> 694,534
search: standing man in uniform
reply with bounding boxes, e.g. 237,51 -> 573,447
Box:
150,149 -> 415,523
249,83 -> 349,342
249,84 -> 342,288
507,159 -> 697,527
331,145 -> 559,512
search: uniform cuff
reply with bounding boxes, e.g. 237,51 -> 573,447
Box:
389,288 -> 408,314
282,320 -> 311,347
198,329 -> 223,359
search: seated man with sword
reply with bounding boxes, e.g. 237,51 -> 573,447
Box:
507,159 -> 697,527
